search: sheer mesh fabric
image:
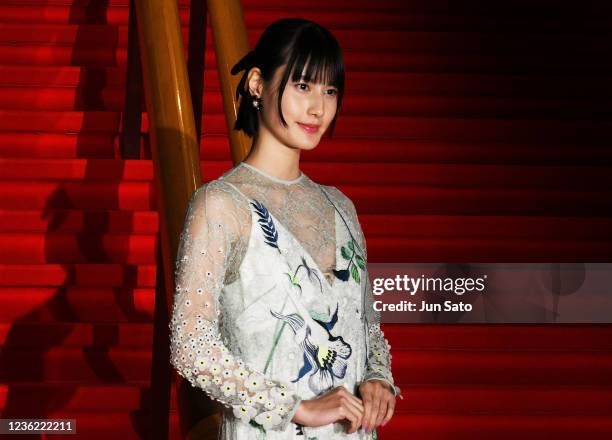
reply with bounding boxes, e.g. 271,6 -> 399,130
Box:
222,161 -> 338,286
169,161 -> 400,433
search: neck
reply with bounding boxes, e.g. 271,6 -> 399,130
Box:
244,126 -> 302,181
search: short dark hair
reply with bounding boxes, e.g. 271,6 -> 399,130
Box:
230,18 -> 345,139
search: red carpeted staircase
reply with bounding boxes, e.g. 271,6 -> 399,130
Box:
1,0 -> 612,439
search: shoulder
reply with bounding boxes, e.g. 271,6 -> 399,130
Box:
190,179 -> 240,208
320,182 -> 370,252
186,180 -> 248,226
320,184 -> 358,220
319,183 -> 366,249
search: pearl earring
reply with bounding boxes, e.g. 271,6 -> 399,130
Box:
252,97 -> 263,111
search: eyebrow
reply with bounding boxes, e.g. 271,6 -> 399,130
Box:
296,76 -> 338,88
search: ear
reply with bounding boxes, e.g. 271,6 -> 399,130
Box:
246,67 -> 264,98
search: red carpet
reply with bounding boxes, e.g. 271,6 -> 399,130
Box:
1,0 -> 611,438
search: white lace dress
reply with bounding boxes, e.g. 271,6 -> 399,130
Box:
169,161 -> 401,439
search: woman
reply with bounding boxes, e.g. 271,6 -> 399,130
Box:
170,18 -> 402,439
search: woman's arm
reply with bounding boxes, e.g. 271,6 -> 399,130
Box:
361,268 -> 402,397
169,183 -> 302,432
341,194 -> 402,398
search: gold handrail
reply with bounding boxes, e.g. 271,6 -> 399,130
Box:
133,0 -> 202,438
134,0 -> 200,312
208,0 -> 253,164
134,0 -> 252,437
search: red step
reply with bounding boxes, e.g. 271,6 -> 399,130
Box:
390,350 -> 612,386
0,209 -> 158,233
0,232 -> 156,264
0,323 -> 153,346
0,264 -> 156,287
0,288 -> 155,322
383,324 -> 612,350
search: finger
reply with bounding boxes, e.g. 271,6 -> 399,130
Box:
344,388 -> 365,411
339,406 -> 356,434
360,391 -> 372,431
342,400 -> 361,434
335,386 -> 361,431
335,391 -> 360,434
374,397 -> 388,429
337,386 -> 363,407
382,398 -> 396,426
344,408 -> 357,434
368,390 -> 381,432
345,399 -> 364,432
337,387 -> 365,418
335,386 -> 364,433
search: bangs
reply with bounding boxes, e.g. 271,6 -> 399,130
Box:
287,42 -> 344,89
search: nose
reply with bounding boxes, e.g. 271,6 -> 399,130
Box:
308,92 -> 325,118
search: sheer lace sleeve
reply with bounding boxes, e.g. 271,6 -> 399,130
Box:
331,188 -> 402,399
169,182 -> 303,432
362,270 -> 403,399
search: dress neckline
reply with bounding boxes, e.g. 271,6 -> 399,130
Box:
220,178 -> 338,292
264,207 -> 338,292
240,161 -> 305,185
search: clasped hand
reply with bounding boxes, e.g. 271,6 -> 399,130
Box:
292,380 -> 396,434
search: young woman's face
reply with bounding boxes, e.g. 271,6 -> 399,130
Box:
260,64 -> 338,151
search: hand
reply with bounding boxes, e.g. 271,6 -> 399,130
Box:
291,386 -> 365,434
358,379 -> 396,433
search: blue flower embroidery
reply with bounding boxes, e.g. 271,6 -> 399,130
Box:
270,303 -> 352,395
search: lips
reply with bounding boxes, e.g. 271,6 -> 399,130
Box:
297,122 -> 321,134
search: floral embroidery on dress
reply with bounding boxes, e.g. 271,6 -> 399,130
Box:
249,200 -> 353,396
271,303 -> 352,395
263,255 -> 324,374
333,237 -> 366,284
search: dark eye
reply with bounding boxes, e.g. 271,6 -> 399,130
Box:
327,89 -> 338,96
296,83 -> 309,91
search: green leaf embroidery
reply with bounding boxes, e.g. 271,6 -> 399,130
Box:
351,263 -> 360,284
355,254 -> 365,269
338,237 -> 366,285
309,309 -> 331,322
288,272 -> 298,285
249,419 -> 265,433
341,245 -> 351,260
